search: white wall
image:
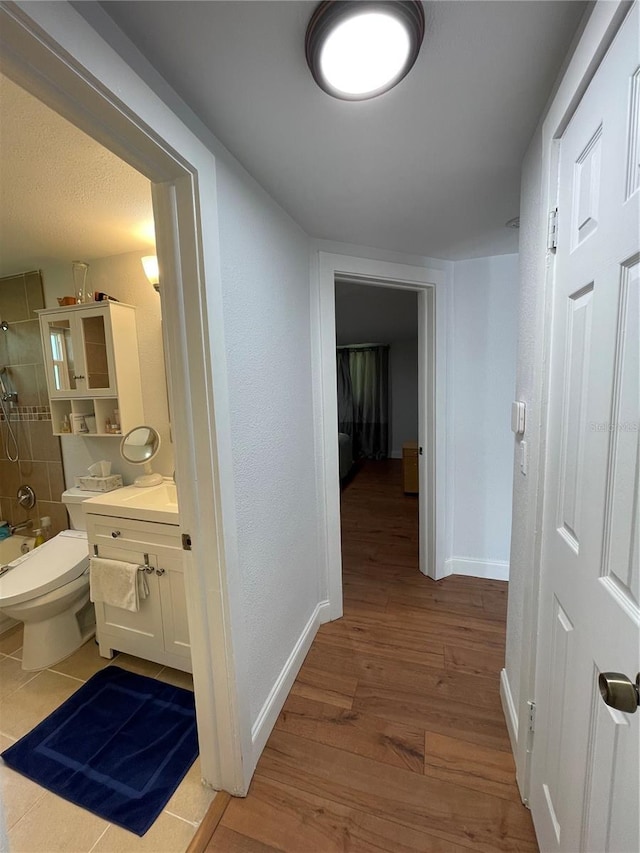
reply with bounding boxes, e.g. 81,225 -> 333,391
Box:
215,157 -> 320,726
389,338 -> 419,457
504,134 -> 545,719
41,250 -> 174,488
450,254 -> 519,574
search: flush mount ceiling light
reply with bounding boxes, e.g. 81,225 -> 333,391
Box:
305,1 -> 425,101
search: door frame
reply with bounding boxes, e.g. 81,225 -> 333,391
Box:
512,0 -> 632,802
0,1 -> 250,793
315,252 -> 450,619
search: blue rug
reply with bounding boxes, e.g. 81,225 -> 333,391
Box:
1,665 -> 198,836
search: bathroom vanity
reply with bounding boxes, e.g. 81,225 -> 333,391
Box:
83,483 -> 191,673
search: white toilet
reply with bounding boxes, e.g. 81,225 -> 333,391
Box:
0,488 -> 100,671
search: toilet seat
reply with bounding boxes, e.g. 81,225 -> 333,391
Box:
0,530 -> 89,607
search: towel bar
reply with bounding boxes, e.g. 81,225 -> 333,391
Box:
91,544 -> 154,573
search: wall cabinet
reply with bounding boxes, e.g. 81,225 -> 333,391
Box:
38,302 -> 144,436
86,513 -> 191,673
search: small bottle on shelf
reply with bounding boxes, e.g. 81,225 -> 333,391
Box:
40,516 -> 52,541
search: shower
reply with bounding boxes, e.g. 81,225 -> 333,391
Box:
0,366 -> 19,462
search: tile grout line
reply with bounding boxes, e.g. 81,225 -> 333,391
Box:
86,823 -> 111,853
4,782 -> 48,834
163,809 -> 199,827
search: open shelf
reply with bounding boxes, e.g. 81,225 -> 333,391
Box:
51,397 -> 123,436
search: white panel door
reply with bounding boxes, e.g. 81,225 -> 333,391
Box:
530,5 -> 640,852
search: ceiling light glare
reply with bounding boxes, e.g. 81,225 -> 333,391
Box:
320,13 -> 410,97
306,1 -> 425,101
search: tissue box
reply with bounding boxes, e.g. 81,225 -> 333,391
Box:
74,475 -> 123,492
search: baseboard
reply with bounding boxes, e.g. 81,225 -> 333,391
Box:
444,557 -> 509,581
390,450 -> 403,459
500,668 -> 519,754
251,600 -> 330,762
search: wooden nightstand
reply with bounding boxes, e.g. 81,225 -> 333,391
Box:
402,441 -> 419,494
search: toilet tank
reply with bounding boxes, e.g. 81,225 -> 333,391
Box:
61,488 -> 103,530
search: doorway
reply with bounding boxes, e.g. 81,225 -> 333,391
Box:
334,280 -> 421,588
315,252 -> 448,620
0,3 -> 247,794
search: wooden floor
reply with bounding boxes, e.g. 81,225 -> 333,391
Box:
207,461 -> 538,852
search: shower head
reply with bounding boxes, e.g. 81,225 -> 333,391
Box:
0,321 -> 8,331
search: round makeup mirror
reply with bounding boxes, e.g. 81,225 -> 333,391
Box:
120,426 -> 163,487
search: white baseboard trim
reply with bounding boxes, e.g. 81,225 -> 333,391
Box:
251,600 -> 330,761
500,668 -> 519,754
444,557 -> 509,581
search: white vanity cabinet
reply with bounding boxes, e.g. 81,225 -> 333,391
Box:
38,302 -> 144,436
85,513 -> 191,673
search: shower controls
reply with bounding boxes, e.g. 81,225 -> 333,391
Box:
17,485 -> 36,510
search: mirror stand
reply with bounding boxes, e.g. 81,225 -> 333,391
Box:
134,463 -> 163,488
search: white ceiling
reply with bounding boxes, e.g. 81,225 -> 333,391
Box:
0,73 -> 154,278
99,0 -> 586,260
335,281 -> 418,345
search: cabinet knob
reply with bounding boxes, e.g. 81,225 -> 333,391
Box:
72,375 -> 85,380
156,567 -> 165,576
111,530 -> 121,538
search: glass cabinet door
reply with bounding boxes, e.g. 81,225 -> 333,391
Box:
81,313 -> 112,391
46,317 -> 79,393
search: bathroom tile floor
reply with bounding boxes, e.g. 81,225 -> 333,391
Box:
0,626 -> 217,852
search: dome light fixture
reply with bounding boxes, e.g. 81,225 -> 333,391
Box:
305,1 -> 425,101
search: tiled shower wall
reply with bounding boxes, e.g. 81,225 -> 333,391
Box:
0,271 -> 68,535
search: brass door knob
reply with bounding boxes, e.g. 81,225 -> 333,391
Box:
598,672 -> 640,714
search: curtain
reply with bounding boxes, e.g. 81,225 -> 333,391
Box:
337,349 -> 355,443
337,345 -> 389,460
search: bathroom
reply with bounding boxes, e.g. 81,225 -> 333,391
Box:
0,73 -> 214,849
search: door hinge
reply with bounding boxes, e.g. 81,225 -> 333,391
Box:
181,533 -> 192,551
527,700 -> 536,733
547,207 -> 558,251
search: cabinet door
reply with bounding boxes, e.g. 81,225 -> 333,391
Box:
41,312 -> 85,398
157,552 -> 191,663
79,309 -> 117,396
40,307 -> 118,399
93,544 -> 164,660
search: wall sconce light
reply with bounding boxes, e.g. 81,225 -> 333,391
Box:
141,255 -> 160,292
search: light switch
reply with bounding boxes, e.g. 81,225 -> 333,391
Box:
511,401 -> 526,435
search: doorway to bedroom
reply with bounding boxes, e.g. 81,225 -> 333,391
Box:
334,280 -> 422,593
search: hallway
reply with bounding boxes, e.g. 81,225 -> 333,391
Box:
207,462 -> 537,851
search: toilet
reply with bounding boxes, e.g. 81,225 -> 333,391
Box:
0,488 -> 100,671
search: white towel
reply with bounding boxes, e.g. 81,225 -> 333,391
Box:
89,557 -> 149,612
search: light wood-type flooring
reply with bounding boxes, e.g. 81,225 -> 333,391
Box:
207,460 -> 538,852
